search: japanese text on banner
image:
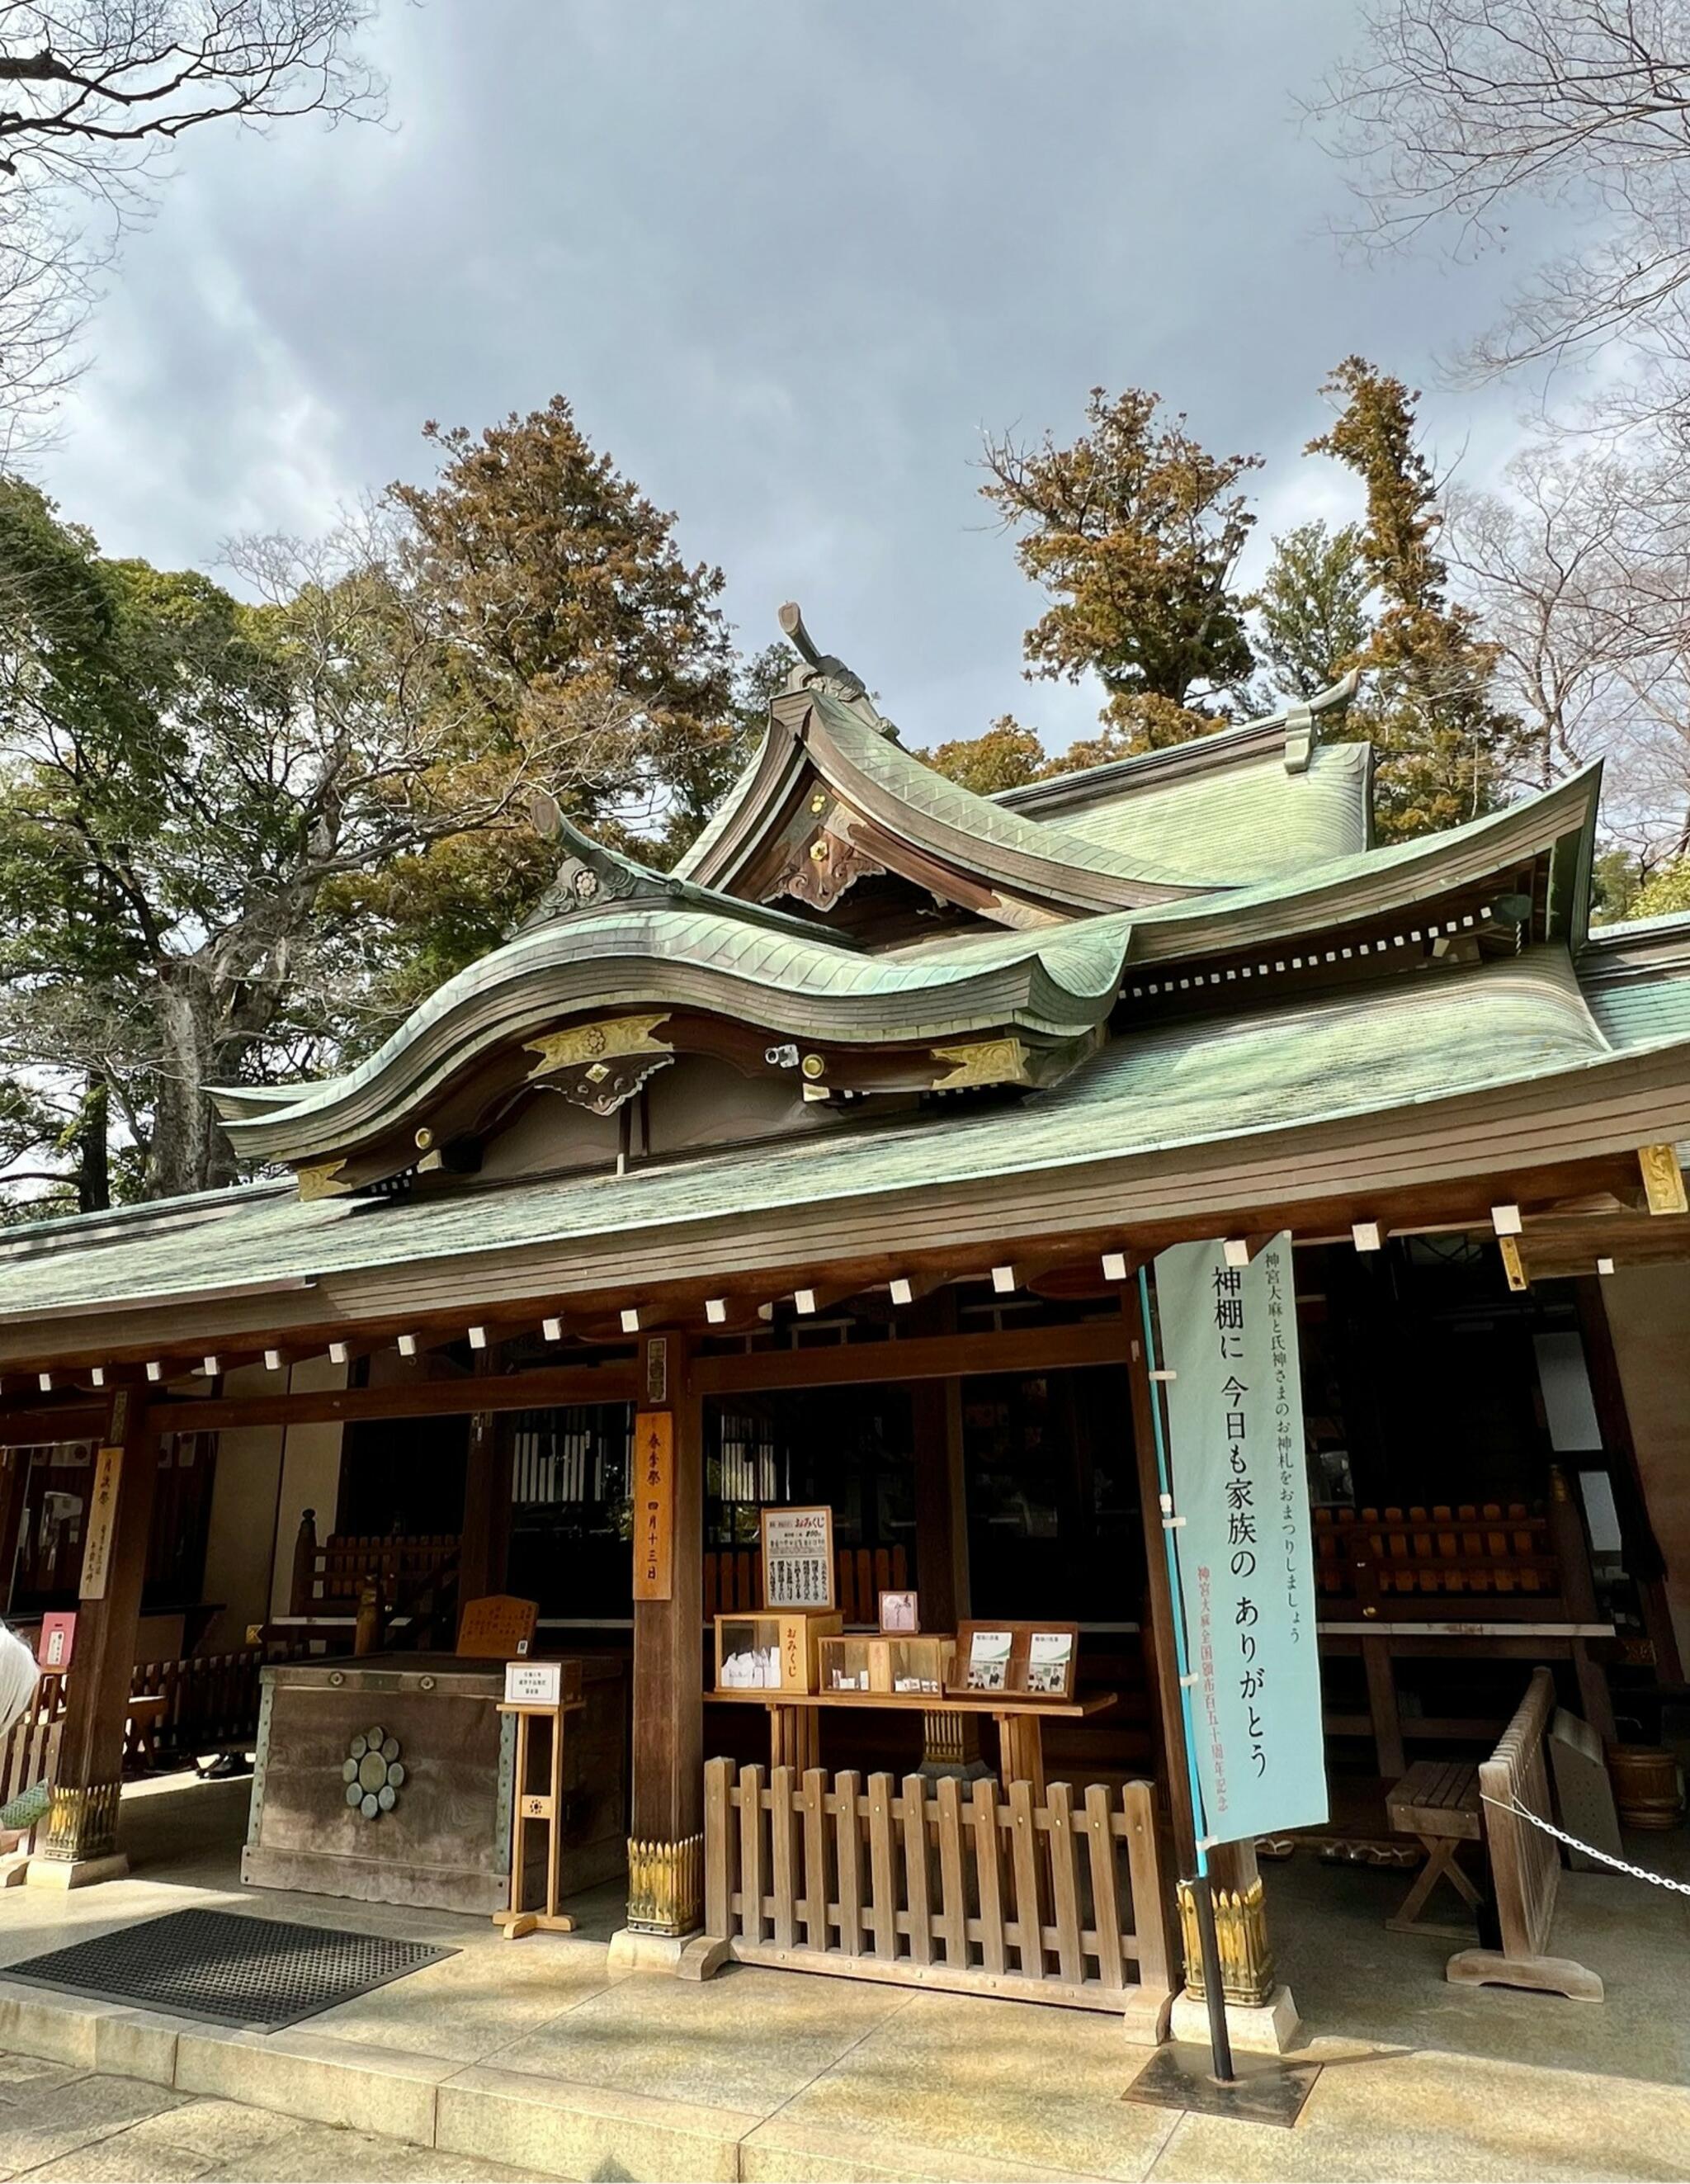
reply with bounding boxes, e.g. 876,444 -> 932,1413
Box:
1154,1236 -> 1327,1841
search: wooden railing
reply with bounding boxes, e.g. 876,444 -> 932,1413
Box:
129,1647 -> 300,1765
701,1758 -> 1174,2037
1315,1503 -> 1562,1607
0,1642 -> 314,1810
291,1515 -> 460,1614
704,1544 -> 909,1622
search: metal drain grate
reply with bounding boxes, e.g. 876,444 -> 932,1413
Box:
3,1908 -> 455,2030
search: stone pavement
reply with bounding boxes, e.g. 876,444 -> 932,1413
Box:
0,2049 -> 543,2182
0,1774 -> 1682,2182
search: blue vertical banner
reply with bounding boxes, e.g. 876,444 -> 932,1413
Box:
1154,1235 -> 1328,1841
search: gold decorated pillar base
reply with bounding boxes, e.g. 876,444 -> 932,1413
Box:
1177,1876 -> 1275,2007
26,1782 -> 128,1889
625,1832 -> 703,1936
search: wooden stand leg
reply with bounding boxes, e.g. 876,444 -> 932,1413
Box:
1362,1637 -> 1406,1779
494,1704 -> 578,1940
995,1714 -> 1046,1798
1387,1835 -> 1481,1937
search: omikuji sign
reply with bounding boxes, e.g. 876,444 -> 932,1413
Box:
1154,1236 -> 1328,1841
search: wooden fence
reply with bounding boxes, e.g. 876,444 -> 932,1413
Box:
1447,1666 -> 1603,2002
0,1672 -> 64,1809
1314,1503 -> 1559,1605
0,1643 -> 310,1812
292,1519 -> 460,1614
703,1544 -> 909,1621
701,1758 -> 1174,2037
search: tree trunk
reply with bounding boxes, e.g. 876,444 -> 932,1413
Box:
76,1077 -> 109,1213
148,974 -> 240,1200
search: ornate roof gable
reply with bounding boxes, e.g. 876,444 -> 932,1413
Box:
675,605 -> 1215,927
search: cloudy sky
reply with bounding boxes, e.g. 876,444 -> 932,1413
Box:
41,0 -> 1552,754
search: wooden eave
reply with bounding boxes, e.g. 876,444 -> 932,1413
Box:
1123,768 -> 1598,970
4,1030 -> 1687,1382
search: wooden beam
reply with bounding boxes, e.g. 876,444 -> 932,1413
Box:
690,1317 -> 1130,1397
0,1404 -> 107,1447
149,1359 -> 638,1435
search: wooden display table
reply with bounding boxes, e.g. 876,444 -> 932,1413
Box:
710,1687 -> 1118,1798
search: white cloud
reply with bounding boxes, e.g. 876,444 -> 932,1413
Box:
35,0 -> 1560,749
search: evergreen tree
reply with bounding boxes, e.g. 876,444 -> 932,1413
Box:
1253,521 -> 1373,702
981,387 -> 1260,754
1307,358 -> 1523,839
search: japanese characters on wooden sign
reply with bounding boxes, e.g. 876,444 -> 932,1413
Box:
78,1445 -> 123,1600
457,1595 -> 539,1658
632,1409 -> 674,1601
760,1504 -> 834,1610
1154,1235 -> 1328,1841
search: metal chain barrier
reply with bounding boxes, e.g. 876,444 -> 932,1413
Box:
1480,1792 -> 1690,1896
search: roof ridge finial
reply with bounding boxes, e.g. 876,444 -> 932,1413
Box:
777,601 -> 897,738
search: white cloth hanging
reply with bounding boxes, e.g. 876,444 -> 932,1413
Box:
0,1622 -> 40,1741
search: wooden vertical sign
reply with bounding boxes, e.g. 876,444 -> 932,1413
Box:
632,1410 -> 674,1601
79,1390 -> 128,1602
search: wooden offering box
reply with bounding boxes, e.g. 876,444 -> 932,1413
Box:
243,1652 -> 625,1914
715,1610 -> 842,1694
947,1621 -> 1079,1702
819,1633 -> 956,1695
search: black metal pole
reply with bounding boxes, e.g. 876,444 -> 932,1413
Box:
1129,1275 -> 1237,2090
1190,1870 -> 1236,2085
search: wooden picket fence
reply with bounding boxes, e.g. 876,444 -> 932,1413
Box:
0,1672 -> 64,1809
701,1758 -> 1175,2037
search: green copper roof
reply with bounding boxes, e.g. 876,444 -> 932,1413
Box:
2,946 -> 1652,1326
1036,742 -> 1371,884
805,690 -> 1206,897
212,904 -> 1134,1160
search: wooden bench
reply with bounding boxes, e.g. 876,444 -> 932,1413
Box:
1447,1667 -> 1603,2003
1385,1759 -> 1483,1936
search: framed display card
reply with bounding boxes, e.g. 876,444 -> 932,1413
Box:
963,1626 -> 1013,1692
760,1505 -> 835,1610
948,1621 -> 1080,1701
878,1589 -> 919,1634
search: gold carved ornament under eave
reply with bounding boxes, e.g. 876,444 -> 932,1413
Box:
763,820 -> 887,914
525,1014 -> 675,1117
295,1159 -> 352,1203
928,1037 -> 1033,1091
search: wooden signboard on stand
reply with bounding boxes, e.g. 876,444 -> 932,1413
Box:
760,1505 -> 834,1610
494,1661 -> 587,1940
458,1595 -> 538,1660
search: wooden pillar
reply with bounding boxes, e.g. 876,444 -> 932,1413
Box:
1573,1275 -> 1684,1685
0,1444 -> 32,1615
457,1350 -> 510,1624
624,1330 -> 704,1940
910,1377 -> 969,1630
31,1389 -> 153,1885
1546,1463 -> 1618,1742
289,1506 -> 319,1616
